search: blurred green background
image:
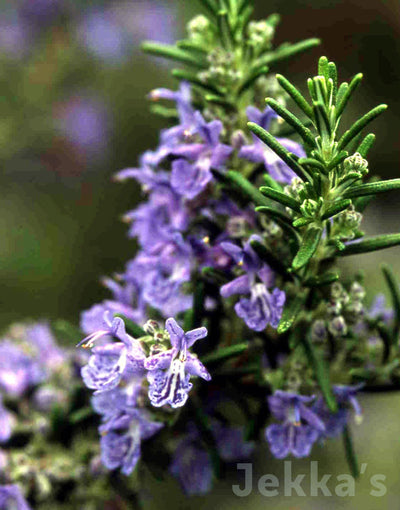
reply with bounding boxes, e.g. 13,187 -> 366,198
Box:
0,1 -> 399,507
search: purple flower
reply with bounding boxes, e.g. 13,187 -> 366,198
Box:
79,314 -> 145,393
149,82 -> 195,143
170,422 -> 254,495
125,187 -> 188,250
313,384 -> 363,438
0,342 -> 43,397
126,235 -> 193,317
171,159 -> 213,200
235,286 -> 286,332
25,322 -> 65,370
170,438 -> 213,495
0,395 -> 14,443
99,403 -> 163,475
265,391 -> 325,459
239,106 -> 306,183
100,430 -> 141,475
0,485 -> 31,510
145,318 -> 211,408
170,112 -> 233,198
80,279 -> 146,337
220,237 -> 285,331
213,423 -> 255,462
367,294 -> 394,324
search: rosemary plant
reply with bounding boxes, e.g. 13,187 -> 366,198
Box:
77,0 -> 400,491
1,0 -> 400,507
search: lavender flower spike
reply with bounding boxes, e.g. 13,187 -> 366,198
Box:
79,313 -> 145,393
145,318 -> 211,408
265,390 -> 325,459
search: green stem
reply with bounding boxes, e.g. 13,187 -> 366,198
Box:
342,425 -> 360,478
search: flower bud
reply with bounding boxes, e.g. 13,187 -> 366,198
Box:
230,130 -> 246,150
188,15 -> 210,37
300,198 -> 321,219
328,315 -> 347,337
349,281 -> 366,301
344,152 -> 368,176
143,320 -> 160,335
248,21 -> 275,48
311,320 -> 327,343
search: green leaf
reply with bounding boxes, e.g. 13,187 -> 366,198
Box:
353,195 -> 373,212
318,56 -> 329,79
114,314 -> 146,337
381,264 -> 400,344
248,122 -> 309,181
150,105 -> 178,120
298,157 -> 326,172
293,217 -> 312,228
141,42 -> 207,68
253,38 -> 321,69
343,179 -> 400,199
337,104 -> 387,151
357,133 -> 375,158
250,239 -> 291,278
259,186 -> 301,212
222,170 -> 269,206
69,407 -> 94,424
255,205 -> 292,224
328,62 -> 338,101
201,343 -> 248,365
321,199 -> 351,220
255,206 -> 300,248
265,98 -> 316,146
176,40 -> 208,54
292,226 -> 322,270
326,150 -> 348,171
313,101 -> 331,136
263,174 -> 282,191
201,266 -> 229,284
198,0 -> 219,16
304,271 -> 340,287
339,234 -> 400,256
336,82 -> 348,108
276,74 -> 313,118
307,77 -> 317,101
217,9 -> 233,50
205,94 -> 235,109
172,69 -> 222,95
302,335 -> 338,412
336,73 -> 363,118
277,292 -> 306,333
238,66 -> 269,94
376,321 -> 393,363
343,425 -> 360,479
